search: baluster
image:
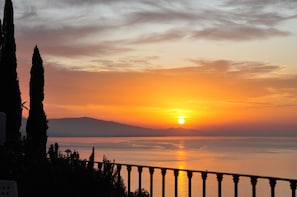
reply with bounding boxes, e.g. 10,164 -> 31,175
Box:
233,175 -> 239,197
187,171 -> 193,197
98,162 -> 103,172
161,168 -> 167,197
290,180 -> 297,197
127,165 -> 132,197
149,167 -> 155,197
269,178 -> 276,197
174,169 -> 179,197
138,166 -> 143,197
201,171 -> 208,197
117,164 -> 122,188
250,176 -> 258,197
216,173 -> 223,197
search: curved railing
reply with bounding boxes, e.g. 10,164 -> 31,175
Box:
93,161 -> 296,197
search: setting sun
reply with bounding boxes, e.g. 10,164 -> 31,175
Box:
178,117 -> 185,125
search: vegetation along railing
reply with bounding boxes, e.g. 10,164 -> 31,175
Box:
92,161 -> 296,197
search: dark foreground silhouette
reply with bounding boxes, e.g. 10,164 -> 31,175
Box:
0,143 -> 149,197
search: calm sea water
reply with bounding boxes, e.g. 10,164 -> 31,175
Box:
48,136 -> 297,197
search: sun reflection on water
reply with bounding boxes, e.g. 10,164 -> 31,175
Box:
175,143 -> 188,196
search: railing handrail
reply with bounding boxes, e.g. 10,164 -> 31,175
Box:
83,160 -> 297,197
94,161 -> 297,182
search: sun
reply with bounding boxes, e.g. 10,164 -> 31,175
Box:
178,117 -> 185,125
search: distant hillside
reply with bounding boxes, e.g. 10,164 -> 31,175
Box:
20,117 -> 297,137
47,117 -> 150,137
45,117 -> 200,137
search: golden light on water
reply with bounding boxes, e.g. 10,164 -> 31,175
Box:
176,146 -> 187,196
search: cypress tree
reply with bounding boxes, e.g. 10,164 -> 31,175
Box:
26,46 -> 48,159
0,0 -> 22,146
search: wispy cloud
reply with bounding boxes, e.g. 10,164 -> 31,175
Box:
224,0 -> 297,9
191,25 -> 290,41
190,59 -> 287,77
129,29 -> 185,44
10,0 -> 297,45
90,56 -> 159,71
16,24 -> 131,58
2,0 -> 294,72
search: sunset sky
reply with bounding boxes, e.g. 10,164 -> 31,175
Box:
1,0 -> 297,131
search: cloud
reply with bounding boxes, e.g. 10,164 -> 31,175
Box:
3,0 -> 297,72
7,0 -> 296,70
15,5 -> 38,20
129,29 -> 185,44
191,25 -> 290,41
222,0 -> 297,27
90,56 -> 159,71
16,24 -> 131,58
190,59 -> 287,77
12,0 -> 295,46
121,3 -> 295,43
50,0 -> 187,7
52,0 -> 138,6
224,0 -> 297,9
126,9 -> 200,25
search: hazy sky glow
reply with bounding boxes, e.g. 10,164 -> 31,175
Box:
2,0 -> 297,131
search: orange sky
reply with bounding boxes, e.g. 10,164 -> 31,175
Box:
2,0 -> 297,132
18,59 -> 297,131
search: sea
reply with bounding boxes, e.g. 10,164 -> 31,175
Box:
48,136 -> 297,197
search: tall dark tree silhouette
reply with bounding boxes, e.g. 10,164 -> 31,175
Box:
0,0 -> 22,146
26,46 -> 48,159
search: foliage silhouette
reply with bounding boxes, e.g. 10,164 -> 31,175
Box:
26,46 -> 48,160
1,144 -> 129,197
131,188 -> 150,197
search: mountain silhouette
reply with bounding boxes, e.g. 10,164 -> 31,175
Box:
20,117 -> 297,137
21,117 -> 200,137
48,117 -> 155,137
